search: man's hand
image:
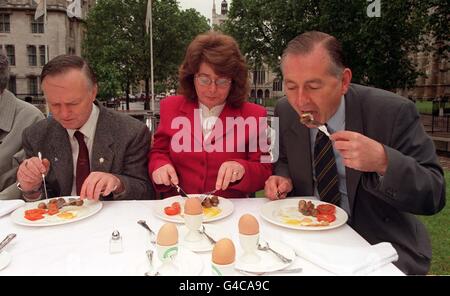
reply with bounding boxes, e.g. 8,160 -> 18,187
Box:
215,161 -> 245,191
17,157 -> 50,191
152,164 -> 179,186
80,172 -> 123,200
331,131 -> 388,175
264,175 -> 293,200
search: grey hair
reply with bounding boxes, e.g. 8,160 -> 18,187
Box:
0,51 -> 10,94
281,31 -> 346,77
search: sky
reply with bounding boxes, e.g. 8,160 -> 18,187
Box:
178,0 -> 232,24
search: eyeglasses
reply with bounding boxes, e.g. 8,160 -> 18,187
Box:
195,75 -> 232,88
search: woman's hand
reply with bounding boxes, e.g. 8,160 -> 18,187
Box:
215,161 -> 245,190
152,164 -> 179,186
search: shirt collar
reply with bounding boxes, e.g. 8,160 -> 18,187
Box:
66,104 -> 100,140
198,102 -> 225,118
326,95 -> 346,133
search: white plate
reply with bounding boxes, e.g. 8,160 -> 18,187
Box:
178,224 -> 229,252
10,196 -> 102,227
153,195 -> 234,223
138,247 -> 203,276
235,240 -> 295,273
260,197 -> 348,231
0,251 -> 11,271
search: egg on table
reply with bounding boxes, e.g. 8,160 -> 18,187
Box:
238,214 -> 259,235
157,223 -> 178,246
184,198 -> 203,215
212,238 -> 236,265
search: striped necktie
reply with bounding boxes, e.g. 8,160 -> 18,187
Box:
74,131 -> 90,195
313,128 -> 341,205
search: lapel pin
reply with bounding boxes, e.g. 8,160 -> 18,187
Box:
54,157 -> 58,162
99,157 -> 105,164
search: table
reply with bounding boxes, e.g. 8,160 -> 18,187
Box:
0,198 -> 403,276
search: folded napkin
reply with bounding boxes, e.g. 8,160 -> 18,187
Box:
0,199 -> 25,218
283,237 -> 398,275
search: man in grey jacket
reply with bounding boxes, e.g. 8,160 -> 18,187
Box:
0,52 -> 44,198
16,55 -> 154,201
265,31 -> 445,274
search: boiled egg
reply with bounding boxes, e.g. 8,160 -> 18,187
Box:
184,198 -> 203,215
238,214 -> 259,235
212,238 -> 235,265
157,223 -> 178,246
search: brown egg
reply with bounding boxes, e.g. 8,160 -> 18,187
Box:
156,223 -> 178,246
238,214 -> 259,235
212,238 -> 235,265
184,197 -> 203,215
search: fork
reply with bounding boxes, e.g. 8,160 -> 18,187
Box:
199,189 -> 217,202
257,241 -> 293,264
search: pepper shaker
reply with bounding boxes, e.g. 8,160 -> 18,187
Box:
109,230 -> 123,254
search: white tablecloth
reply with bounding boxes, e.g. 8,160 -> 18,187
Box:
0,198 -> 403,276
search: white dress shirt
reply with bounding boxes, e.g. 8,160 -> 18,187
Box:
198,102 -> 225,139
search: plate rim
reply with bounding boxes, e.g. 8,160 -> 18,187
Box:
153,195 -> 234,223
260,197 -> 348,231
10,196 -> 103,227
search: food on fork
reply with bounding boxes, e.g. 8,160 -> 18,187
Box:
300,112 -> 314,125
201,195 -> 219,208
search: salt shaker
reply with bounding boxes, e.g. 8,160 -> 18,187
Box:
109,230 -> 123,254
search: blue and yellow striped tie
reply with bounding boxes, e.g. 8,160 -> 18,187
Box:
313,129 -> 341,205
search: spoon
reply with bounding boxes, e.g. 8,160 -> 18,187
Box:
198,225 -> 216,245
137,220 -> 156,244
257,241 -> 293,264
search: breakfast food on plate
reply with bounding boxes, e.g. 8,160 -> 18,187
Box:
238,214 -> 259,235
24,197 -> 84,221
300,112 -> 314,125
164,201 -> 181,216
295,199 -> 337,225
201,195 -> 219,208
212,238 -> 236,265
298,200 -> 318,217
157,223 -> 178,246
184,198 -> 203,215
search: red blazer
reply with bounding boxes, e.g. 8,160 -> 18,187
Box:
148,95 -> 272,198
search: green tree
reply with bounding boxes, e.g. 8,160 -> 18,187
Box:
224,0 -> 432,90
83,0 -> 209,110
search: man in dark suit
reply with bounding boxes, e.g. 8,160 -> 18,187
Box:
264,31 -> 445,274
16,55 -> 154,200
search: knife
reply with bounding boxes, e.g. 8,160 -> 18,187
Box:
38,152 -> 49,200
173,184 -> 189,198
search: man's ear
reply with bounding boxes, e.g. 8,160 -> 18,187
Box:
91,84 -> 98,101
341,68 -> 352,94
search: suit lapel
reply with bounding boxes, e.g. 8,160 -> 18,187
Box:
92,106 -> 114,172
180,99 -> 203,147
47,120 -> 73,195
208,104 -> 240,144
344,86 -> 363,217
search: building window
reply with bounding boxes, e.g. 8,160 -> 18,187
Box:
39,45 -> 46,66
253,68 -> 266,85
273,79 -> 282,92
28,45 -> 37,66
0,14 -> 10,33
8,76 -> 16,95
31,16 -> 44,34
5,45 -> 15,66
28,76 -> 38,95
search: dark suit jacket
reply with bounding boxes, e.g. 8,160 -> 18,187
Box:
22,103 -> 155,200
149,95 -> 272,198
274,84 -> 445,275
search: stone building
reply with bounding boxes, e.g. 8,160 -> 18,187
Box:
211,0 -> 284,104
0,0 -> 94,102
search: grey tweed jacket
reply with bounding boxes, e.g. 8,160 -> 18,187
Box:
21,102 -> 155,200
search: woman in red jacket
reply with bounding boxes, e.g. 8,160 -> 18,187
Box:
148,32 -> 272,198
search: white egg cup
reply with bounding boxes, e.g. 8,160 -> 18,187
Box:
239,233 -> 261,264
156,243 -> 179,275
183,213 -> 203,242
211,261 -> 235,276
